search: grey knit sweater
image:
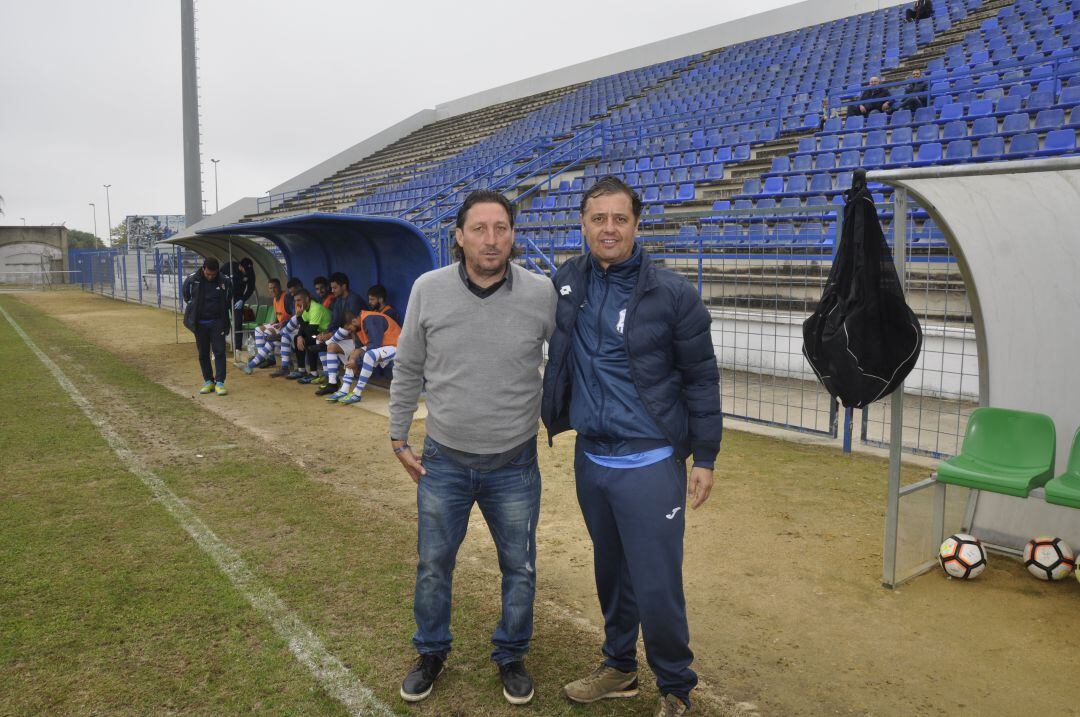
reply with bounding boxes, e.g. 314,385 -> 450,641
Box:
388,262 -> 557,454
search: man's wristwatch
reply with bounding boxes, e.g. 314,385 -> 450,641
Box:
391,438 -> 410,455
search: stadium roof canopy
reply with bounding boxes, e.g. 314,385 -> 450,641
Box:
194,212 -> 436,314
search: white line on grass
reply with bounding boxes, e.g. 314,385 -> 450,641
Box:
1,305 -> 393,717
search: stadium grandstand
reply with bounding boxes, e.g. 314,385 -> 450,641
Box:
224,0 -> 1078,247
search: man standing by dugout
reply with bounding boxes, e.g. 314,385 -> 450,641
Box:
542,176 -> 721,716
182,256 -> 233,396
388,190 -> 556,705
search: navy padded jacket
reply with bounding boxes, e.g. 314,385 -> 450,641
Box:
541,246 -> 722,467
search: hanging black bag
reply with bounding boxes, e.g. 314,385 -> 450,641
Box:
802,170 -> 923,408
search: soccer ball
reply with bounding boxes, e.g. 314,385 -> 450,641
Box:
1023,537 -> 1076,581
939,533 -> 987,579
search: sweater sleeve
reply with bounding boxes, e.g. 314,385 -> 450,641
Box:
388,281 -> 426,441
182,274 -> 194,304
672,281 -> 722,468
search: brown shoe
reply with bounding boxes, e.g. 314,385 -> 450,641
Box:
655,694 -> 690,716
562,664 -> 638,704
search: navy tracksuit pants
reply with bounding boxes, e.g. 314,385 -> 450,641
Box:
574,437 -> 698,703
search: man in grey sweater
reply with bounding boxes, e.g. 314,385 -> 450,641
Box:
389,190 -> 556,706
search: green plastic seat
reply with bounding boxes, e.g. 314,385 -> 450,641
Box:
1045,428 -> 1080,509
936,407 -> 1056,498
242,304 -> 271,330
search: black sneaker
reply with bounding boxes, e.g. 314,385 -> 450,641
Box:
314,382 -> 341,396
400,654 -> 444,703
499,660 -> 534,705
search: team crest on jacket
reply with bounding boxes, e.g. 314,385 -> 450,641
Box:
560,285 -> 572,296
616,308 -> 626,335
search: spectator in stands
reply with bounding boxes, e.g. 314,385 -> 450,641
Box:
906,0 -> 932,22
182,256 -> 233,396
855,76 -> 891,116
331,307 -> 403,405
542,176 -> 720,717
821,97 -> 842,124
366,283 -> 400,324
313,276 -> 334,309
289,288 -> 332,382
313,272 -> 367,396
388,189 -> 556,705
899,69 -> 928,112
224,257 -> 255,349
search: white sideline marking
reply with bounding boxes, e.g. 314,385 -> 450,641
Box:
1,306 -> 393,717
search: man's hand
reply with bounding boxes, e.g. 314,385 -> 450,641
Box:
233,299 -> 245,310
296,336 -> 306,350
317,332 -> 332,343
859,105 -> 866,114
393,440 -> 426,484
688,466 -> 714,509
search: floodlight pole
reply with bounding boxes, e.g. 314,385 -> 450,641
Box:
89,203 -> 98,243
103,184 -> 112,247
211,158 -> 220,213
181,0 -> 204,227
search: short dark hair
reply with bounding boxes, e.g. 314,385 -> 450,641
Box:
286,277 -> 303,289
367,284 -> 387,301
295,288 -> 311,300
580,175 -> 642,219
313,275 -> 329,288
329,271 -> 349,288
455,190 -> 515,231
343,311 -> 358,325
268,278 -> 281,288
202,257 -> 220,271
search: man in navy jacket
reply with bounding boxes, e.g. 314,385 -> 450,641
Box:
541,176 -> 721,716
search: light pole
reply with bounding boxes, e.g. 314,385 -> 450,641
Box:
103,184 -> 112,247
210,158 -> 220,213
201,198 -> 208,216
89,203 -> 98,244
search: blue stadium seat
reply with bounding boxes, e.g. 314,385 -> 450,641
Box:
971,116 -> 999,137
771,156 -> 790,172
914,106 -> 936,124
866,129 -> 887,147
815,153 -> 837,170
916,142 -> 943,165
891,126 -> 913,145
942,120 -> 968,140
939,103 -> 965,122
916,124 -> 940,142
841,133 -> 862,149
1043,128 -> 1078,153
763,176 -> 784,194
996,94 -> 1023,114
742,178 -> 761,195
945,139 -> 973,161
676,183 -> 695,201
1002,112 -> 1030,133
1009,133 -> 1040,157
793,154 -> 813,172
864,147 -> 886,166
706,163 -> 725,181
820,135 -> 840,151
809,173 -> 833,193
968,99 -> 994,117
787,175 -> 808,194
643,186 -> 661,203
839,150 -> 861,168
661,185 -> 677,202
976,135 -> 1006,160
889,109 -> 912,127
1035,108 -> 1065,131
890,145 -> 914,165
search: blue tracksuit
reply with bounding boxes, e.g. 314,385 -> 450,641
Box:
550,244 -> 717,704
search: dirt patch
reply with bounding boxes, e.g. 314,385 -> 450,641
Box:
18,291 -> 1080,716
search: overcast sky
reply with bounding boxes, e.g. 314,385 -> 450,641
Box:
1,0 -> 820,237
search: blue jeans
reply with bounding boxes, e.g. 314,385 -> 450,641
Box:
412,436 -> 541,665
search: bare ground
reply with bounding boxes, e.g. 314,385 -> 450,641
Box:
17,289 -> 1080,717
